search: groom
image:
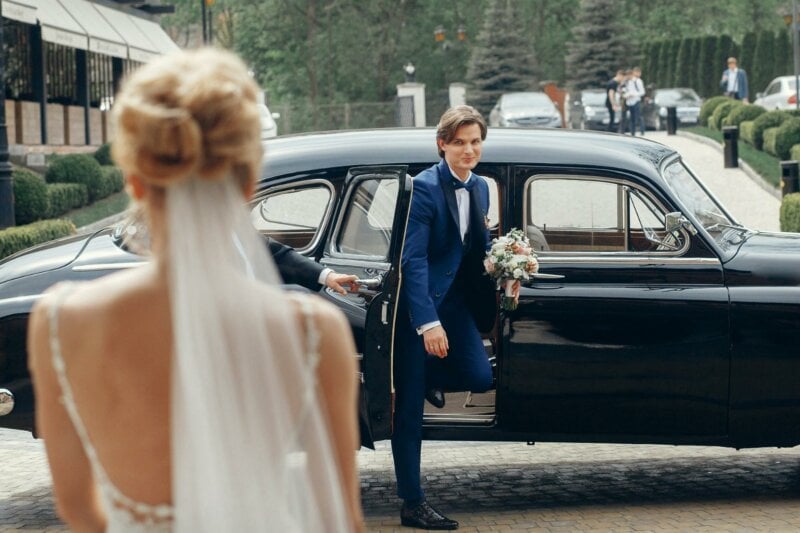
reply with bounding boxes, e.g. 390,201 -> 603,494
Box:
392,105 -> 501,530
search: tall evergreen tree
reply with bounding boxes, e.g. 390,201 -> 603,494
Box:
673,38 -> 692,87
739,32 -> 757,84
657,39 -> 674,89
697,35 -> 717,97
466,0 -> 540,114
752,31 -> 775,96
685,38 -> 700,90
564,0 -> 634,90
774,29 -> 791,78
648,41 -> 663,88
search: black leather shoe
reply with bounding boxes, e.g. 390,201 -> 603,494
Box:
401,500 -> 458,530
425,388 -> 445,409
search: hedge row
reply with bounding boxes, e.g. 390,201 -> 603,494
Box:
48,183 -> 89,218
780,193 -> 800,232
0,219 -> 76,260
699,96 -> 730,126
46,154 -> 110,203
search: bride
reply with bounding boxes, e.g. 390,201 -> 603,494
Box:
28,48 -> 364,532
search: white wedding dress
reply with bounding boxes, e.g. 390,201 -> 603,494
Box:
46,176 -> 351,532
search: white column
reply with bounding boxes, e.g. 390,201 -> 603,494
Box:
448,83 -> 466,107
397,82 -> 426,127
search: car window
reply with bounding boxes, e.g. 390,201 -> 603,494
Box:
249,183 -> 332,251
336,177 -> 399,258
766,82 -> 781,96
480,175 -> 500,229
525,175 -> 684,253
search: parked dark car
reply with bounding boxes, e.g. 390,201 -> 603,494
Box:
489,92 -> 562,128
642,87 -> 702,130
568,89 -> 611,130
2,128 -> 800,453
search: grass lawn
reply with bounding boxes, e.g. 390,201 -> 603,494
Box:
684,126 -> 781,188
66,191 -> 130,229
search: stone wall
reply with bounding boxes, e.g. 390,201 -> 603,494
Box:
18,101 -> 41,145
88,108 -> 104,145
45,104 -> 64,145
66,106 -> 86,145
4,101 -> 15,144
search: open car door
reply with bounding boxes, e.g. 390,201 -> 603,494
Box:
319,166 -> 412,445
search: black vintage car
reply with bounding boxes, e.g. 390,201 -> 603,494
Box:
2,128 -> 800,451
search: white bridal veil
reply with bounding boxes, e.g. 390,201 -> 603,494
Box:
166,176 -> 350,531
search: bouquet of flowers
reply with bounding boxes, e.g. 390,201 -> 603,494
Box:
483,228 -> 539,311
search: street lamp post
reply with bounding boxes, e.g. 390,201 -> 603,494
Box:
0,18 -> 16,228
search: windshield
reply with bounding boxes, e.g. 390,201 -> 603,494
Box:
503,92 -> 553,109
581,91 -> 606,105
654,89 -> 701,106
662,161 -> 738,241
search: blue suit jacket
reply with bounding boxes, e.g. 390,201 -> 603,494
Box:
720,68 -> 748,100
400,160 -> 490,329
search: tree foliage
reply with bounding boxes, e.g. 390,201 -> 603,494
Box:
752,31 -> 776,97
465,0 -> 539,114
564,0 -> 634,90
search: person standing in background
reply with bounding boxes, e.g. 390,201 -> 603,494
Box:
720,57 -> 749,102
624,67 -> 646,136
606,70 -> 624,132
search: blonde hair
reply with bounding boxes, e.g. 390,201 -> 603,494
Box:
111,48 -> 262,190
436,105 -> 487,157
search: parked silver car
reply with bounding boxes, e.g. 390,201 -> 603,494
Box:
754,76 -> 798,110
642,88 -> 702,130
489,92 -> 562,128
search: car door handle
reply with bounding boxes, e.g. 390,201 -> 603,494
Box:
531,273 -> 565,280
355,275 -> 383,289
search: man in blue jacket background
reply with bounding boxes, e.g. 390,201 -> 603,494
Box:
720,56 -> 749,102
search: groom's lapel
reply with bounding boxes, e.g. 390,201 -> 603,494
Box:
437,160 -> 460,233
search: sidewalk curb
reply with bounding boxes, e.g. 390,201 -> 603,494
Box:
676,130 -> 782,201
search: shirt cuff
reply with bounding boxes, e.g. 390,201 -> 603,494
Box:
416,321 -> 441,335
318,268 -> 333,286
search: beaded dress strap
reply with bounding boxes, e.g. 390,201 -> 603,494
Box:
47,283 -> 173,524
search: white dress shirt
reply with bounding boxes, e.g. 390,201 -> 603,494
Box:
417,167 -> 474,335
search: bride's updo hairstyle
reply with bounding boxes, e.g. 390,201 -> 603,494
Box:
111,48 -> 262,191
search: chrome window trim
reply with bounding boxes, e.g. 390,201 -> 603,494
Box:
537,255 -> 720,266
249,178 -> 335,255
73,261 -> 145,272
522,172 -> 690,257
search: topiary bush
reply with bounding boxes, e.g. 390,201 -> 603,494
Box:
93,143 -> 113,166
723,104 -> 766,127
780,192 -> 800,232
0,219 -> 76,260
699,96 -> 731,126
740,120 -> 756,145
12,168 -> 49,225
101,165 -> 125,195
790,143 -> 800,162
751,110 -> 791,150
763,127 -> 781,157
773,117 -> 800,160
710,100 -> 744,130
47,183 -> 88,218
45,154 -> 105,202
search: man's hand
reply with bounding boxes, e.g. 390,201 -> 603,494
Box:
423,325 -> 449,358
325,272 -> 359,295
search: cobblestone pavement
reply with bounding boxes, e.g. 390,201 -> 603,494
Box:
4,428 -> 800,532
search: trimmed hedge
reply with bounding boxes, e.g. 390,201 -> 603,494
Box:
790,143 -> 800,162
751,110 -> 791,150
47,183 -> 88,218
45,154 -> 105,202
710,100 -> 744,130
740,120 -> 756,145
699,96 -> 731,126
12,168 -> 48,225
0,219 -> 76,260
94,143 -> 113,166
101,165 -> 125,195
763,127 -> 780,157
780,192 -> 800,232
773,117 -> 800,160
722,104 -> 766,127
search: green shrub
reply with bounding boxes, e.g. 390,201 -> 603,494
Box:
740,120 -> 756,145
790,144 -> 800,162
47,183 -> 88,218
45,154 -> 105,202
12,168 -> 49,225
723,104 -> 766,127
710,100 -> 744,130
763,127 -> 781,157
0,219 -> 76,260
780,192 -> 800,232
751,110 -> 791,150
773,117 -> 800,160
93,143 -> 113,166
101,165 -> 125,195
699,96 -> 731,126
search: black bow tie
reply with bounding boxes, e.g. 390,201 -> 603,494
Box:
452,177 -> 475,191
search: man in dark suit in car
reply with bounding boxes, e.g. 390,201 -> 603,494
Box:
268,238 -> 357,294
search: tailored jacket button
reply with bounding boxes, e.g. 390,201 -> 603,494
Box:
446,271 -> 452,276
435,292 -> 441,298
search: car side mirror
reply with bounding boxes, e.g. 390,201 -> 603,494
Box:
756,92 -> 764,99
665,211 -> 698,235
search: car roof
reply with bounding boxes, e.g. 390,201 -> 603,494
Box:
261,128 -> 677,183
